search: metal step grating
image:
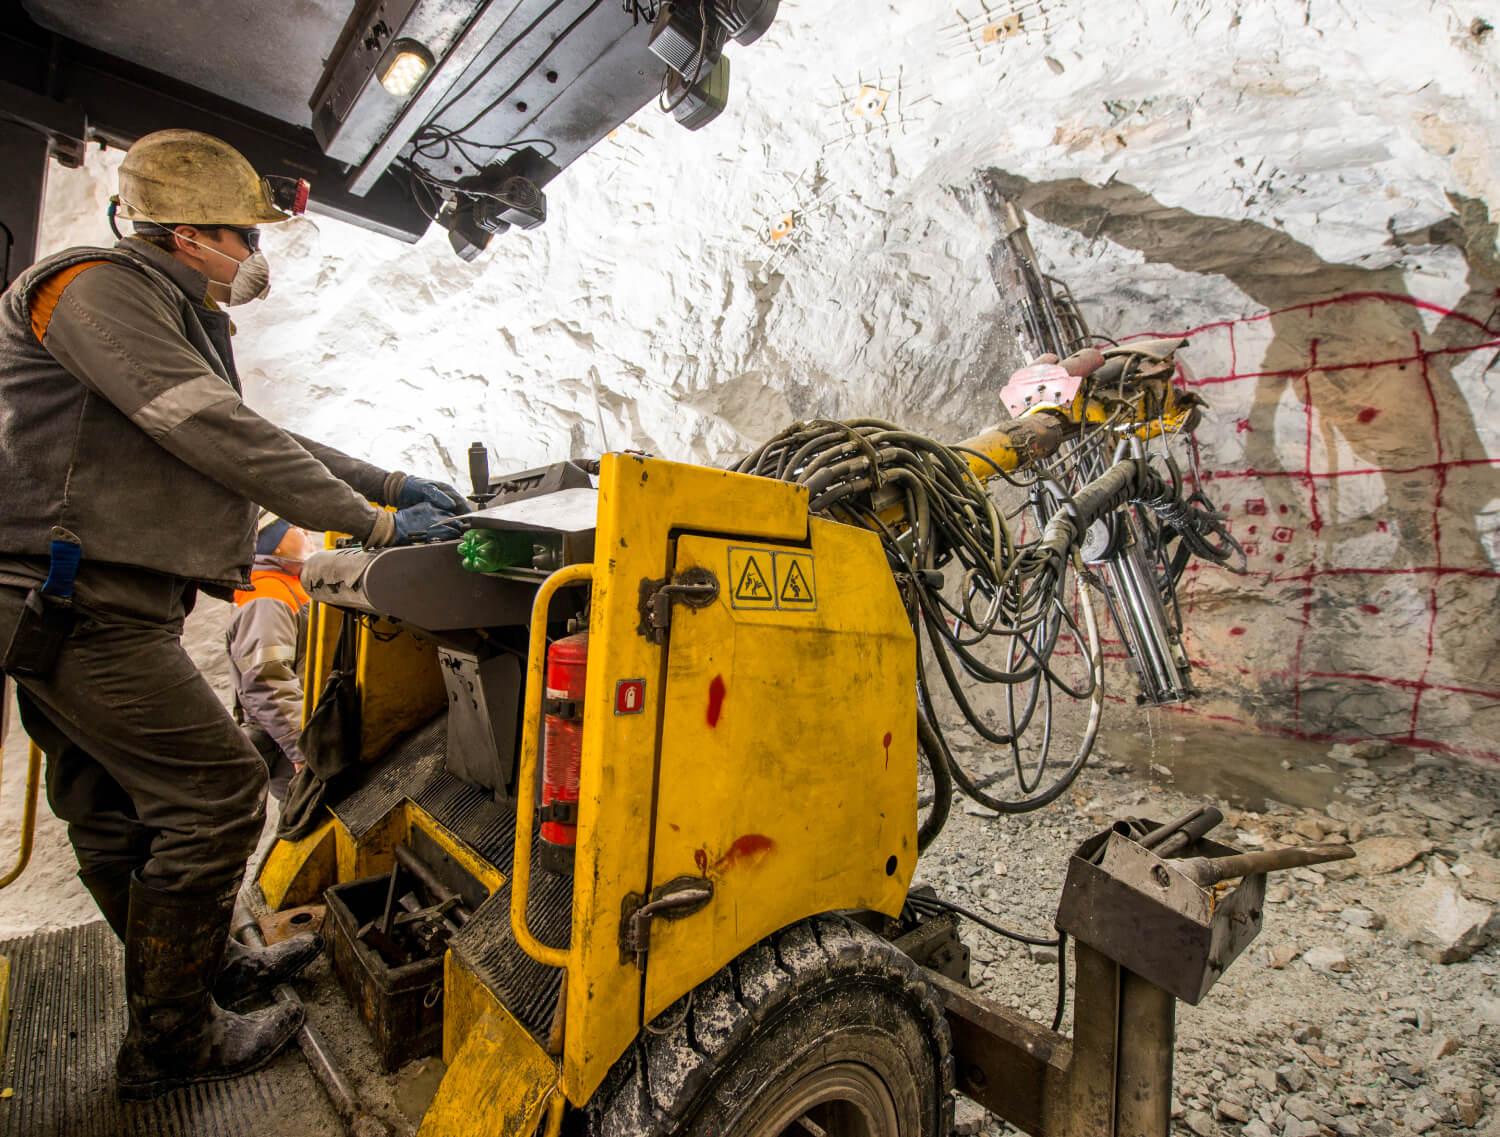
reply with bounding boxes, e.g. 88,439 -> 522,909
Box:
0,921 -> 331,1137
449,845 -> 572,1039
330,715 -> 447,838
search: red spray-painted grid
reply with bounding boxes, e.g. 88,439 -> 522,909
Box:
1116,292 -> 1500,763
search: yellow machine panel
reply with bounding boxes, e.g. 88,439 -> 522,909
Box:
557,454 -> 812,1102
301,604 -> 446,761
642,520 -> 916,1019
420,953 -> 561,1137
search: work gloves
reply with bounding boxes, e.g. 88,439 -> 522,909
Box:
392,502 -> 465,545
396,476 -> 469,515
366,473 -> 469,548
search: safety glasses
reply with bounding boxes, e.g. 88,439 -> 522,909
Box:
218,225 -> 261,253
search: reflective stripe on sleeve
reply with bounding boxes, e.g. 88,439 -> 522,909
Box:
131,374 -> 238,438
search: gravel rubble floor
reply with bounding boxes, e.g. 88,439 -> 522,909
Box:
923,719 -> 1500,1137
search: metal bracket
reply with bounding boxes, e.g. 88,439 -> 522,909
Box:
538,801 -> 578,825
638,567 -> 719,644
542,696 -> 582,721
619,875 -> 714,969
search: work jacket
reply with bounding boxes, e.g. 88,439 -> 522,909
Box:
0,239 -> 399,593
227,556 -> 311,768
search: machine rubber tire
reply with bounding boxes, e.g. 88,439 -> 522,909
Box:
586,914 -> 954,1137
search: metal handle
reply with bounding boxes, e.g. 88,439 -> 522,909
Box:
0,740 -> 43,891
512,562 -> 594,969
1178,843 -> 1355,888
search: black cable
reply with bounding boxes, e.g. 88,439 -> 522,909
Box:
1053,930 -> 1068,1032
916,711 -> 953,853
732,416 -> 1234,839
418,0 -> 573,140
906,892 -> 1054,947
906,892 -> 1069,1032
659,0 -> 710,114
0,220 -> 13,289
426,0 -> 604,145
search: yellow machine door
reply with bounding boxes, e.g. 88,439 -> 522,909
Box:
640,521 -> 916,1020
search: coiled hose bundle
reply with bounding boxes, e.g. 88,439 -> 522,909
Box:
733,419 -> 1242,850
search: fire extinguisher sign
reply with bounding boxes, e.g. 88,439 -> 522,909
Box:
614,678 -> 646,715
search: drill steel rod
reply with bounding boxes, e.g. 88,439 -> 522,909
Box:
1138,806 -> 1223,857
236,909 -> 390,1137
1153,807 -> 1224,859
1179,843 -> 1355,887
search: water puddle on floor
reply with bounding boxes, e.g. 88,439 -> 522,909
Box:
1093,715 -> 1367,812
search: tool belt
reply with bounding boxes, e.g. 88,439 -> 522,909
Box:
1,527 -> 82,678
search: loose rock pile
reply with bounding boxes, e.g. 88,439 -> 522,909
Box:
919,734 -> 1500,1136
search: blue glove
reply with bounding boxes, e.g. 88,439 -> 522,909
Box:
397,476 -> 468,515
393,502 -> 465,545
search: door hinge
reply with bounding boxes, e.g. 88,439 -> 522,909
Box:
638,567 -> 719,644
620,875 -> 714,969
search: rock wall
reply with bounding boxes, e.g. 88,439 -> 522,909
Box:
36,0 -> 1500,761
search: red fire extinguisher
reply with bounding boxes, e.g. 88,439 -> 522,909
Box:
540,632 -> 588,870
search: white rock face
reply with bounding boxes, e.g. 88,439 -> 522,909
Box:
35,0 -> 1500,761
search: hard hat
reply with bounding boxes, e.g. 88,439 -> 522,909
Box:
117,130 -> 289,227
255,510 -> 292,556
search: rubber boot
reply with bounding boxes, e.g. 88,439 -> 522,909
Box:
115,874 -> 304,1101
81,865 -> 321,1006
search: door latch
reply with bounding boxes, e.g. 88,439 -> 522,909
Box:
638,567 -> 719,644
620,875 -> 714,969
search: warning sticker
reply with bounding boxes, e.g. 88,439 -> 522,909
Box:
727,547 -> 817,611
728,548 -> 776,609
774,553 -> 817,609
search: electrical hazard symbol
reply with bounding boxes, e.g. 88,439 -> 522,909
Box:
727,547 -> 817,611
774,553 -> 816,609
728,548 -> 776,610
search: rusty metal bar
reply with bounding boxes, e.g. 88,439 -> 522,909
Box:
0,741 -> 43,890
234,906 -> 390,1137
928,971 -> 1069,1136
1177,843 -> 1354,887
1114,968 -> 1174,1137
1057,942 -> 1122,1137
931,941 -> 1178,1137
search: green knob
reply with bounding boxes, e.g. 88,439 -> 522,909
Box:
458,529 -> 533,573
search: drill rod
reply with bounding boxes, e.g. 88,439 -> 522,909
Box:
235,906 -> 391,1137
1178,843 -> 1355,887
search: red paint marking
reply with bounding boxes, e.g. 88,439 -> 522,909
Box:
1125,290 -> 1500,342
706,674 -> 727,728
713,834 -> 774,873
1171,457 -> 1500,482
1088,293 -> 1500,761
1245,499 -> 1267,515
694,848 -> 708,874
1247,525 -> 1258,535
882,730 -> 893,769
1272,526 -> 1294,544
1229,627 -> 1246,636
